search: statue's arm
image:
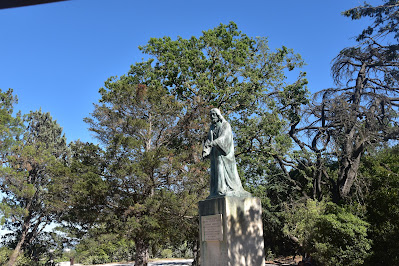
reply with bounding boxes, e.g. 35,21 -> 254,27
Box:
202,130 -> 212,158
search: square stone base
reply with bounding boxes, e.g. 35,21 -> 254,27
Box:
199,196 -> 265,266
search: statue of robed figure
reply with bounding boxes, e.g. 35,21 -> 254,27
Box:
202,108 -> 251,198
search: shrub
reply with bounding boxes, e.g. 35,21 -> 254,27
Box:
283,199 -> 371,265
160,248 -> 173,258
0,247 -> 34,266
362,146 -> 399,265
75,233 -> 135,264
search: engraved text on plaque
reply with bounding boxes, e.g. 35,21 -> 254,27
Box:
201,214 -> 223,241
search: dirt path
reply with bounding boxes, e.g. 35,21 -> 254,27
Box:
57,258 -> 193,266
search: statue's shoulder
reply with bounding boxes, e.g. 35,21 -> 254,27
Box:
221,120 -> 231,130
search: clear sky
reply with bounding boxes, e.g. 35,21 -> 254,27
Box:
0,0 -> 376,143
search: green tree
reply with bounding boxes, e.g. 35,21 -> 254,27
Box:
0,89 -> 21,163
142,24 -> 308,259
60,140 -> 108,235
283,199 -> 371,265
0,109 -> 70,265
361,146 -> 399,265
74,228 -> 135,265
86,22 -> 307,265
142,22 -> 308,184
85,78 -> 203,265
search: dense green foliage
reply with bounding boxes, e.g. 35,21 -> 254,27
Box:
74,231 -> 135,265
362,146 -> 399,265
84,69 -> 204,265
273,1 -> 399,264
0,92 -> 71,265
1,2 -> 399,265
139,22 -> 308,185
284,200 -> 371,265
283,200 -> 371,265
0,89 -> 21,158
83,21 -> 307,266
0,247 -> 32,266
61,141 -> 108,234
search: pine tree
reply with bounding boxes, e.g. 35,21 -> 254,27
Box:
86,22 -> 308,266
0,108 -> 70,265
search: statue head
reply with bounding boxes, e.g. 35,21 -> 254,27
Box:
210,108 -> 224,124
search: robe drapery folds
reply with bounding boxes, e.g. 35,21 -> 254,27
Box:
203,109 -> 251,198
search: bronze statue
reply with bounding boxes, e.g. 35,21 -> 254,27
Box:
203,108 -> 251,198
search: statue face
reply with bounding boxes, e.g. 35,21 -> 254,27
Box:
210,111 -> 219,124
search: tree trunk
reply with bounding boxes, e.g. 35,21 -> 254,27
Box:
313,153 -> 323,201
333,150 -> 362,203
340,154 -> 361,197
7,226 -> 29,266
7,195 -> 37,266
332,62 -> 367,203
135,238 -> 149,266
191,239 -> 200,266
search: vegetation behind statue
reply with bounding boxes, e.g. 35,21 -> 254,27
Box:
84,22 -> 308,266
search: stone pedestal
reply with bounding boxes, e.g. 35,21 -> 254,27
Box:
199,196 -> 265,266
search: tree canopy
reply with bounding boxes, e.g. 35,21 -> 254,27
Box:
84,21 -> 308,266
0,104 -> 70,265
1,4 -> 399,264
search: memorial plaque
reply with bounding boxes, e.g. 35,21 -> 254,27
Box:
201,214 -> 223,241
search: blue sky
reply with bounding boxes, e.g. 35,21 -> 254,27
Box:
0,0 -> 375,143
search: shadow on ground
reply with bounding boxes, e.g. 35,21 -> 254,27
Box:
57,259 -> 193,266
